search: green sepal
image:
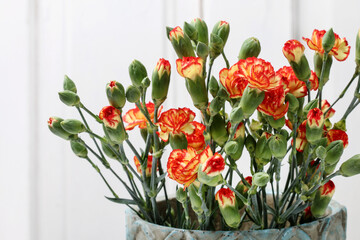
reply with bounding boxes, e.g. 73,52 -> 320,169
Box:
210,114 -> 229,147
58,90 -> 80,107
169,132 -> 188,150
290,55 -> 311,81
48,117 -> 75,140
239,86 -> 265,118
340,154 -> 360,177
61,119 -> 86,134
238,37 -> 261,60
70,139 -> 88,158
63,75 -> 77,93
128,60 -> 148,88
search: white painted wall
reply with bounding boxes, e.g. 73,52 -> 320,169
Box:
2,0 -> 360,239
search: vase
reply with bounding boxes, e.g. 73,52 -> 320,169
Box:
125,199 -> 347,240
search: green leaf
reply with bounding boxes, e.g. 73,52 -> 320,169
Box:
105,196 -> 137,205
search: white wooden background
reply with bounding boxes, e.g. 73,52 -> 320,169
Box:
2,0 -> 360,239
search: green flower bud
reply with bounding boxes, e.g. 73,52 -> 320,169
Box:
183,21 -> 198,41
356,29 -> 360,67
230,106 -> 244,124
188,183 -> 204,214
169,26 -> 195,58
209,33 -> 224,59
169,132 -> 188,150
340,154 -> 360,177
176,187 -> 187,204
215,188 -> 241,228
99,106 -> 128,144
61,119 -> 86,134
101,141 -> 118,160
238,37 -> 261,60
255,133 -> 272,166
209,96 -> 223,116
279,129 -> 289,139
196,42 -> 209,59
209,76 -> 219,98
191,18 -> 209,45
128,60 -> 148,88
106,81 -> 126,109
325,140 -> 344,166
58,90 -> 80,107
303,99 -> 319,115
210,114 -> 229,147
253,172 -> 270,187
239,86 -> 265,118
245,135 -> 256,154
126,85 -> 141,103
306,108 -> 324,144
268,134 -> 287,159
333,119 -> 347,131
249,119 -> 262,137
48,117 -> 74,140
212,21 -> 230,46
315,146 -> 327,160
322,28 -> 335,53
151,58 -> 171,107
311,180 -> 335,218
225,140 -> 239,155
63,75 -> 77,93
314,52 -> 333,85
285,93 -> 299,113
141,77 -> 150,88
70,139 -> 88,158
290,55 -> 311,81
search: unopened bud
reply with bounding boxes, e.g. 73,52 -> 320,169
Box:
239,86 -> 265,118
238,37 -> 261,60
209,97 -> 223,116
210,114 -> 229,147
169,132 -> 188,150
63,75 -> 77,93
183,21 -> 197,41
191,18 -> 209,45
106,81 -> 126,109
253,172 -> 270,187
176,187 -> 187,203
70,139 -> 88,158
126,85 -> 141,103
61,119 -> 86,134
196,42 -> 209,59
128,60 -> 148,88
230,106 -> 244,124
209,76 -> 219,98
58,90 -> 80,106
340,154 -> 360,177
48,117 -> 74,140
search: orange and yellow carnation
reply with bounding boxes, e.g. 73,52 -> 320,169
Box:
123,102 -> 162,130
186,121 -> 206,151
99,106 -> 121,129
257,86 -> 289,120
176,57 -> 204,81
282,39 -> 305,64
219,64 -> 248,99
276,66 -> 307,98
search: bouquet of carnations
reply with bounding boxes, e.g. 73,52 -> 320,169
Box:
48,18 -> 360,230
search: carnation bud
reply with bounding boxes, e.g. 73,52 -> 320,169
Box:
106,81 -> 126,109
196,42 -> 209,59
169,26 -> 195,58
99,106 -> 127,144
356,29 -> 360,67
141,77 -> 150,88
209,76 -> 219,98
239,86 -> 265,118
311,180 -> 335,218
235,176 -> 252,208
210,114 -> 229,147
325,140 -> 344,166
268,134 -> 287,159
253,172 -> 270,187
238,37 -> 261,60
58,90 -> 80,106
183,21 -> 198,41
152,58 -> 171,107
314,52 -> 333,85
101,141 -> 118,160
245,135 -> 256,154
255,133 -> 272,166
128,60 -> 148,88
340,154 -> 360,177
188,183 -> 204,214
215,188 -> 241,228
209,96 -> 223,116
70,139 -> 88,158
212,21 -> 230,46
176,187 -> 187,204
333,119 -> 347,131
169,132 -> 188,150
126,85 -> 141,103
63,75 -> 77,93
48,117 -> 74,140
306,108 -> 324,144
61,119 -> 86,134
198,150 -> 225,187
209,33 -> 224,59
322,28 -> 335,53
191,18 -> 209,45
230,106 -> 244,124
315,146 -> 327,160
224,141 -> 239,155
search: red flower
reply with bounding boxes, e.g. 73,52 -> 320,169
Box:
303,29 -> 351,61
176,57 -> 204,81
320,180 -> 335,197
198,146 -> 225,177
257,86 -> 289,120
155,58 -> 171,78
186,121 -> 206,151
99,106 -> 121,129
219,64 -> 248,99
282,39 -> 305,64
276,66 -> 307,98
157,107 -> 198,142
123,102 -> 162,130
215,188 -> 236,207
326,129 -> 348,148
307,108 -> 324,128
321,100 -> 335,119
309,71 -> 319,90
237,57 -> 281,91
167,147 -> 200,188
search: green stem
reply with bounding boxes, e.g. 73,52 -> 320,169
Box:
317,53 -> 329,108
79,103 -> 102,123
221,51 -> 230,69
206,59 -> 214,92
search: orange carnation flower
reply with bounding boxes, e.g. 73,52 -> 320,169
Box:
219,64 -> 248,99
303,29 -> 350,61
276,66 -> 307,98
157,107 -> 198,142
167,147 -> 200,188
186,121 -> 206,151
123,102 -> 162,130
257,86 -> 289,120
99,106 -> 121,129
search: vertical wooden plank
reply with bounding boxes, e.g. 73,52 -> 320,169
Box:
0,1 -> 31,240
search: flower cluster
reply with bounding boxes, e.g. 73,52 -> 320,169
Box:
49,19 -> 360,232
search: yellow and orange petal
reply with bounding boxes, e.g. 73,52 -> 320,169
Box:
307,108 -> 324,128
176,57 -> 204,81
326,129 -> 348,148
155,58 -> 171,78
215,188 -> 236,207
186,121 -> 206,151
282,39 -> 305,64
134,155 -> 155,177
219,65 -> 248,99
257,86 -> 289,120
227,122 -> 245,140
157,107 -> 196,142
169,26 -> 184,42
276,66 -> 307,98
167,147 -> 200,188
123,102 -> 162,130
309,71 -> 319,90
237,57 -> 280,92
99,106 -> 121,129
303,29 -> 326,54
321,100 -> 335,119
